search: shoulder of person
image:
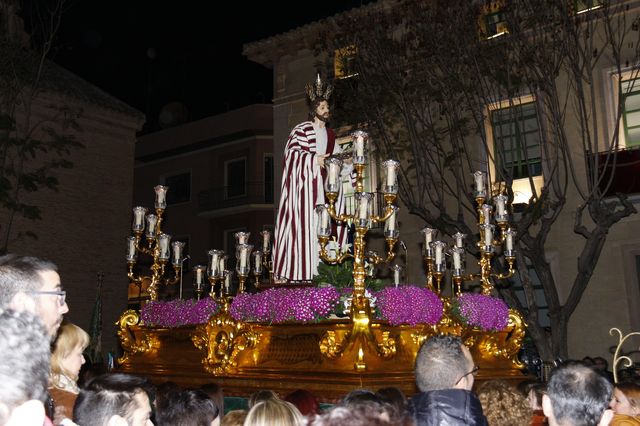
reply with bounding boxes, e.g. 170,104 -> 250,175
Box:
611,414 -> 640,426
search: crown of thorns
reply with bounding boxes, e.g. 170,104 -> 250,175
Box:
305,73 -> 333,103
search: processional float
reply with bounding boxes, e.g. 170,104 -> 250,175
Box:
116,131 -> 526,399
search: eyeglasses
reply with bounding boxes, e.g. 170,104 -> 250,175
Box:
28,290 -> 66,306
455,365 -> 479,385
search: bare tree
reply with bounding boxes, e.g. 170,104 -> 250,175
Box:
0,0 -> 83,253
318,0 -> 639,360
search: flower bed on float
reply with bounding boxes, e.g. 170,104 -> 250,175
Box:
140,285 -> 510,331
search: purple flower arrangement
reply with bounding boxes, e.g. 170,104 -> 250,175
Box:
375,286 -> 443,326
229,286 -> 341,323
141,298 -> 219,327
454,293 -> 509,331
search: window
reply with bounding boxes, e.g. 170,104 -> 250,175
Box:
163,172 -> 191,205
490,101 -> 542,180
479,1 -> 508,39
225,158 -> 246,198
334,46 -> 358,79
264,155 -> 274,203
575,0 -> 603,14
621,77 -> 640,147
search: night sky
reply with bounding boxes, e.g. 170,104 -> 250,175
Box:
32,1 -> 375,133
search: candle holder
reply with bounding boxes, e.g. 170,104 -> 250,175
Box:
126,185 -> 184,301
422,171 -> 516,296
193,264 -> 207,301
317,130 -> 399,366
236,243 -> 253,294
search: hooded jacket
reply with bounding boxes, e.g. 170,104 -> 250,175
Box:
409,388 -> 488,426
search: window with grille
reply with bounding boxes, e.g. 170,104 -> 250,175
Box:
491,101 -> 542,180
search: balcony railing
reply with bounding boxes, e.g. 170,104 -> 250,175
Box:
590,146 -> 640,197
198,181 -> 274,213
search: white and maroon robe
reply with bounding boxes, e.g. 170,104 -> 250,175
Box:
273,121 -> 349,282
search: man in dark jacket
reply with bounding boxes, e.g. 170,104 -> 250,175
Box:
409,335 -> 488,426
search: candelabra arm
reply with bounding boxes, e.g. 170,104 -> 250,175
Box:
326,200 -> 352,223
370,204 -> 396,224
133,234 -> 153,256
318,235 -> 354,264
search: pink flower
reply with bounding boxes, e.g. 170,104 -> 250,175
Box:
375,286 -> 443,325
455,293 -> 509,331
141,298 -> 219,327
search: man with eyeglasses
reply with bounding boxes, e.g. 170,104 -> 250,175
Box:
409,335 -> 488,426
0,254 -> 69,338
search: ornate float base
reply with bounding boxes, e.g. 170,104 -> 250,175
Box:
116,309 -> 527,401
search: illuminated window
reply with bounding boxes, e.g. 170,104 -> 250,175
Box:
575,0 -> 603,14
334,46 -> 358,79
621,77 -> 640,147
490,101 -> 542,180
479,0 -> 508,39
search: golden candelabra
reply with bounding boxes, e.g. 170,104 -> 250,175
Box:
316,131 -> 402,364
126,185 -> 185,301
422,171 -> 516,297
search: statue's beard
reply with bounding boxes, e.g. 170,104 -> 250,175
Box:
315,112 -> 330,123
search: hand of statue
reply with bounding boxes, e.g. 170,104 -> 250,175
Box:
317,154 -> 329,168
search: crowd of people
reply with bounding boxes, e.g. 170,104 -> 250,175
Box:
1,253 -> 640,426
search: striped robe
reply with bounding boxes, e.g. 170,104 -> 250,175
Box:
273,121 -> 349,282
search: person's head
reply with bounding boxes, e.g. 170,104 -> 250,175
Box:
73,373 -> 155,426
376,387 -> 408,419
477,379 -> 531,426
0,308 -> 50,426
611,380 -> 640,416
312,403 -> 398,426
248,389 -> 278,408
523,382 -> 546,410
0,254 -> 68,337
414,334 -> 476,391
219,409 -> 246,426
308,98 -> 330,123
542,361 -> 614,426
284,389 -> 320,417
340,389 -> 384,407
200,383 -> 224,421
51,321 -> 89,383
155,388 -> 219,426
592,357 -> 609,372
243,399 -> 305,426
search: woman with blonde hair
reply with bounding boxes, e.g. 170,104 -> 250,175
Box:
244,398 -> 305,426
611,380 -> 640,425
477,379 -> 533,426
49,321 -> 89,424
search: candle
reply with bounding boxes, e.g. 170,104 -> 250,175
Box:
208,250 -> 220,276
193,265 -> 206,289
495,194 -> 507,217
218,256 -> 226,277
358,193 -> 370,220
132,207 -> 147,231
171,241 -> 185,266
453,249 -> 461,270
235,232 -> 250,245
483,224 -> 494,247
154,185 -> 168,209
435,242 -> 444,264
355,135 -> 365,157
385,207 -> 397,233
328,159 -> 342,186
145,214 -> 158,238
260,230 -> 271,253
253,251 -> 263,274
224,270 -> 232,293
505,229 -> 515,251
422,227 -> 437,245
473,171 -> 486,196
453,232 -> 466,248
158,233 -> 171,260
126,236 -> 137,261
393,267 -> 401,287
481,204 -> 492,225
